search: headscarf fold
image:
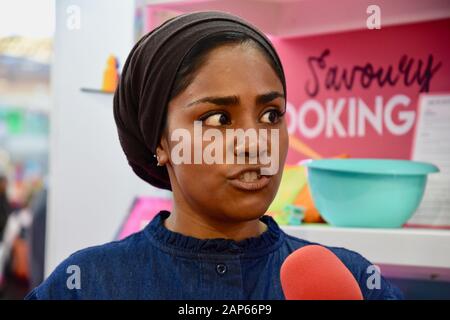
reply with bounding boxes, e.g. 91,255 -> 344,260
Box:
113,11 -> 286,190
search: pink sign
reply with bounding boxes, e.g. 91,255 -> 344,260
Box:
117,197 -> 173,240
271,19 -> 450,164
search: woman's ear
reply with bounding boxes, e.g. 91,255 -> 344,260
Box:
156,136 -> 170,167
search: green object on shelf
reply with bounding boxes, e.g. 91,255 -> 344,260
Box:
268,165 -> 306,214
285,204 -> 305,226
273,204 -> 305,226
6,110 -> 23,134
304,159 -> 439,228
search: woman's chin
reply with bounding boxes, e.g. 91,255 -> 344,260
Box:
221,198 -> 272,221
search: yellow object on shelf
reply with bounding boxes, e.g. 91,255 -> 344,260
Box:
102,55 -> 119,92
268,165 -> 307,224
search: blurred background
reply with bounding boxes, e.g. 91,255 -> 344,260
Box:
0,0 -> 52,298
0,0 -> 449,299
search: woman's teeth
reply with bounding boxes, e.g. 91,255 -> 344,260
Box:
239,171 -> 261,182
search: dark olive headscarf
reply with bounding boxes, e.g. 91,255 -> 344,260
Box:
113,11 -> 286,190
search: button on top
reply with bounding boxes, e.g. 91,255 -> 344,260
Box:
216,263 -> 227,275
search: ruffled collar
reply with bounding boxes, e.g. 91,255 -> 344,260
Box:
144,211 -> 284,257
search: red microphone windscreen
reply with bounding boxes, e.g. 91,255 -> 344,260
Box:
280,245 -> 363,300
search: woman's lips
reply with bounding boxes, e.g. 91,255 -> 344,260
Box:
227,170 -> 272,191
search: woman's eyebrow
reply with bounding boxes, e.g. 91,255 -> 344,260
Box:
255,91 -> 285,105
186,95 -> 239,108
185,91 -> 285,108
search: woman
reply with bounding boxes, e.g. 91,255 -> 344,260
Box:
26,11 -> 402,300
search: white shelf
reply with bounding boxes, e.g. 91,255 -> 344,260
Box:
281,225 -> 450,281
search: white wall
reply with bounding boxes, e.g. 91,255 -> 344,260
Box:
47,0 -> 170,275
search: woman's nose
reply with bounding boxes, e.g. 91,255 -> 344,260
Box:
233,128 -> 270,163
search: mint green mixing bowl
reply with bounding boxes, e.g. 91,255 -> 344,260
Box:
303,159 -> 439,228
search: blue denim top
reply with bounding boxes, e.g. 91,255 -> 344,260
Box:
26,211 -> 403,299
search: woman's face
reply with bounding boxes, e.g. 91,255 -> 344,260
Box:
159,43 -> 288,223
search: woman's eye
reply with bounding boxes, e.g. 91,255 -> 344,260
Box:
260,109 -> 283,124
201,112 -> 231,126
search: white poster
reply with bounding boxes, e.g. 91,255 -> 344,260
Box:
408,94 -> 450,228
